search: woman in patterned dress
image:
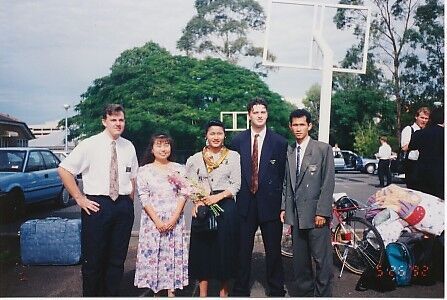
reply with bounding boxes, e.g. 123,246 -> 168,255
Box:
186,120 -> 241,297
134,133 -> 188,296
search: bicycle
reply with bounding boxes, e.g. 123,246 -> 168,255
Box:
280,193 -> 385,277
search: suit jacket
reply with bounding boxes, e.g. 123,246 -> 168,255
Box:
281,138 -> 335,229
230,128 -> 288,222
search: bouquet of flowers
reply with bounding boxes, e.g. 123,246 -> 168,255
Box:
167,172 -> 224,217
189,179 -> 224,217
167,172 -> 193,198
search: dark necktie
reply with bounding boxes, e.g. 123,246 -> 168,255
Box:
295,145 -> 301,184
250,134 -> 259,194
109,141 -> 119,200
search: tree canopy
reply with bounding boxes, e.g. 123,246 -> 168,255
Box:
334,0 -> 444,140
71,42 -> 293,162
177,0 -> 272,76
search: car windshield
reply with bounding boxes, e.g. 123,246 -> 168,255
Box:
0,150 -> 26,172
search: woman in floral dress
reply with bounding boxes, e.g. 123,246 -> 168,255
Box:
134,133 -> 188,296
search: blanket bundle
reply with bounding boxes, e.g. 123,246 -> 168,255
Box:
366,185 -> 444,245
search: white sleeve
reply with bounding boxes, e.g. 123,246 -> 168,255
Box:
401,126 -> 411,147
130,145 -> 139,179
59,140 -> 89,176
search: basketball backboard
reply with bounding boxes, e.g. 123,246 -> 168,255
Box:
262,0 -> 371,74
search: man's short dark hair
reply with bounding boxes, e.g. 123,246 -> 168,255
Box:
102,104 -> 125,119
430,107 -> 444,124
289,109 -> 312,124
247,97 -> 268,113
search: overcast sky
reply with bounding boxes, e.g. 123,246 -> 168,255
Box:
0,0 -> 362,125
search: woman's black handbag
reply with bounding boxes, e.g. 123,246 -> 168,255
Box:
191,205 -> 218,233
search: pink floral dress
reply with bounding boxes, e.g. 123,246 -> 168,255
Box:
134,163 -> 188,292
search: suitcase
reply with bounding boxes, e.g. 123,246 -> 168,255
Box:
20,217 -> 82,265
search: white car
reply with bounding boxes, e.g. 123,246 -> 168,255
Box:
52,150 -> 69,161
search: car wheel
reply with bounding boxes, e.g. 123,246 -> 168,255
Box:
365,164 -> 376,174
57,187 -> 71,207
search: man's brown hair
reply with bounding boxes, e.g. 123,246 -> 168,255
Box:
102,104 -> 125,119
415,106 -> 430,117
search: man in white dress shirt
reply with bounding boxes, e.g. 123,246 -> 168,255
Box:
400,107 -> 430,189
58,104 -> 138,296
375,136 -> 392,187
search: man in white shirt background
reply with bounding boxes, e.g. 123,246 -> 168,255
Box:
58,104 -> 138,296
375,136 -> 392,187
400,107 -> 430,189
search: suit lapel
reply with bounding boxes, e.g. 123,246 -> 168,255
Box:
258,129 -> 273,184
240,130 -> 252,187
296,138 -> 314,187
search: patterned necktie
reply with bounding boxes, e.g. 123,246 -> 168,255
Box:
109,141 -> 119,200
250,134 -> 259,194
295,145 -> 301,184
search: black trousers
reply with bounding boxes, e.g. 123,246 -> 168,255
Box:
233,197 -> 285,297
81,195 -> 134,296
405,159 -> 418,189
378,159 -> 392,187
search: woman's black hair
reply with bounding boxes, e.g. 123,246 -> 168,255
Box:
204,119 -> 226,135
141,132 -> 175,165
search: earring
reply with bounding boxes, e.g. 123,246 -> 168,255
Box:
205,138 -> 209,146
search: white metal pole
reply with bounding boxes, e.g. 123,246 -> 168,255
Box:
313,31 -> 333,143
63,104 -> 70,152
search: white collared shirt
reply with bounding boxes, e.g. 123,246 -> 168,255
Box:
401,123 -> 420,160
60,130 -> 138,196
376,143 -> 392,160
296,136 -> 310,171
251,126 -> 266,165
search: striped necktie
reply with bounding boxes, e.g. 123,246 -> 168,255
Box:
295,145 -> 301,184
109,141 -> 119,200
250,134 -> 259,194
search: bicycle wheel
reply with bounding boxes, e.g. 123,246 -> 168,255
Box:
281,224 -> 293,258
333,216 -> 385,275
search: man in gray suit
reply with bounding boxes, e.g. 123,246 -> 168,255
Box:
280,109 -> 335,297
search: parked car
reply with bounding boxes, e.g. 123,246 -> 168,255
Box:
0,148 -> 71,222
334,150 -> 378,174
52,150 -> 69,161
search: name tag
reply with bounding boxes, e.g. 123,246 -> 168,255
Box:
126,167 -> 131,172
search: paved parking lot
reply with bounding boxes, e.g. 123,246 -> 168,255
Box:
0,172 -> 444,297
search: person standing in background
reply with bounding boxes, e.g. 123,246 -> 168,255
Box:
409,107 -> 444,199
375,136 -> 392,188
58,104 -> 138,296
400,107 -> 430,189
231,98 -> 288,297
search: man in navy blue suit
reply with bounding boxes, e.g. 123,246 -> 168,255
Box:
231,98 -> 288,296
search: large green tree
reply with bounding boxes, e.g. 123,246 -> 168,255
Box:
302,84 -> 395,150
401,0 -> 444,109
177,0 -> 272,75
71,42 -> 293,162
330,88 -> 395,150
334,0 -> 444,141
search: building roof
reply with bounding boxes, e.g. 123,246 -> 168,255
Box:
28,130 -> 75,149
0,113 -> 35,140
